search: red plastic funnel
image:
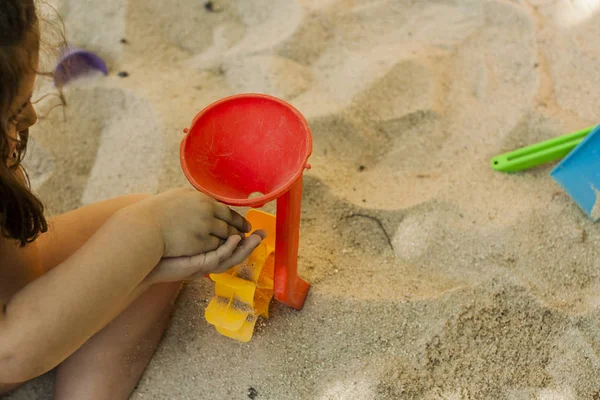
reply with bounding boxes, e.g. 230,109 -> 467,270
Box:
180,94 -> 313,310
180,94 -> 312,208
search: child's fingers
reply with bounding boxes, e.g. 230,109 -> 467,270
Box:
210,220 -> 242,240
211,235 -> 242,264
234,229 -> 267,248
188,231 -> 266,280
186,235 -> 241,281
212,203 -> 251,233
211,231 -> 265,273
188,235 -> 239,276
194,234 -> 221,254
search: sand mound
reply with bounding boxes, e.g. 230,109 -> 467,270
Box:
8,0 -> 600,398
26,80 -> 163,214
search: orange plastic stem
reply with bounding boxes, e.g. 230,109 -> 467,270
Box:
273,176 -> 310,310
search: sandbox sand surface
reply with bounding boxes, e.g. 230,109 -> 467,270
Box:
6,0 -> 600,399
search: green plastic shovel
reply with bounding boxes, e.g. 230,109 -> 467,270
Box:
490,126 -> 594,173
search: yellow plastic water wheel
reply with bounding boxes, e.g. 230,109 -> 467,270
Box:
204,210 -> 276,342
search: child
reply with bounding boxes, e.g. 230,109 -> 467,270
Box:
0,1 -> 265,398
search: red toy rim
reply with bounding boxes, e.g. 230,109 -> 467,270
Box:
180,93 -> 313,207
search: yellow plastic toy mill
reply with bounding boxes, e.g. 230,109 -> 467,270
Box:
204,210 -> 277,342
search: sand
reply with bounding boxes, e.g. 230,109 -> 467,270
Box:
6,0 -> 600,398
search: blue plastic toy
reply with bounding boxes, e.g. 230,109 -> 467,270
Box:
550,124 -> 600,221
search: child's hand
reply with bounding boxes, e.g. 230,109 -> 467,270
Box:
129,188 -> 252,258
143,230 -> 267,284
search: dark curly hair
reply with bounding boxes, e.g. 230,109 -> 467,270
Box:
0,0 -> 47,246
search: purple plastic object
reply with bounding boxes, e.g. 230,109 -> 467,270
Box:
54,46 -> 108,87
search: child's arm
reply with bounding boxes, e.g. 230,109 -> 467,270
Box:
0,208 -> 163,383
0,188 -> 251,384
